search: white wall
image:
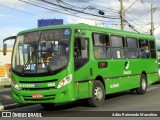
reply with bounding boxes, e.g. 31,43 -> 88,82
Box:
0,52 -> 12,63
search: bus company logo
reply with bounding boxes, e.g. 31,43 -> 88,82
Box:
123,61 -> 131,75
124,61 -> 129,70
123,70 -> 131,75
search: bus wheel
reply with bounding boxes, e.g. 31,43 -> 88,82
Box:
88,80 -> 105,107
136,74 -> 147,94
40,103 -> 55,109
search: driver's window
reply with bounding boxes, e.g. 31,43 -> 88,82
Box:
74,38 -> 89,70
74,38 -> 89,59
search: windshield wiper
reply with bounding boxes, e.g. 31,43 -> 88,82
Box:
21,51 -> 53,75
21,55 -> 35,75
21,42 -> 38,75
41,55 -> 52,74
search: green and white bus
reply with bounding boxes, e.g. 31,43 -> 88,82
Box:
3,23 -> 159,107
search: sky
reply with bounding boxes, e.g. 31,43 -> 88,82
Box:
0,0 -> 160,48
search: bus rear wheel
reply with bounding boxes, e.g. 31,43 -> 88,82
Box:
88,80 -> 105,107
136,74 -> 147,94
40,103 -> 55,109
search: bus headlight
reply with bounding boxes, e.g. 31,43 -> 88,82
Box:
57,74 -> 72,89
11,80 -> 21,90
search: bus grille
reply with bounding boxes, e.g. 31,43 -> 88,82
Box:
22,87 -> 55,91
23,95 -> 55,101
19,79 -> 57,83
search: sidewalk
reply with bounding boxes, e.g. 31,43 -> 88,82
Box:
0,87 -> 31,111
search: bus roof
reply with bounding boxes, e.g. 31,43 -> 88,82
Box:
18,23 -> 155,39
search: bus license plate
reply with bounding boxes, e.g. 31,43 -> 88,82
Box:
32,94 -> 43,98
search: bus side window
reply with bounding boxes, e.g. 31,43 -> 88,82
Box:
93,33 -> 111,59
149,41 -> 156,58
127,38 -> 138,59
139,40 -> 150,59
111,36 -> 126,59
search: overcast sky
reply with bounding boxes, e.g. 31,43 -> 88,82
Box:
0,0 -> 160,48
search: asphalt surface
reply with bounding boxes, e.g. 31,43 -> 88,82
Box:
1,83 -> 160,119
0,87 -> 13,105
9,82 -> 160,112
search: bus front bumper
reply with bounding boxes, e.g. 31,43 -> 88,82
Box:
11,85 -> 75,104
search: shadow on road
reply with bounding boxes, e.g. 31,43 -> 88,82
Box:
41,90 -> 132,111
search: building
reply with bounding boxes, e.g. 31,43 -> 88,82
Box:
0,49 -> 12,87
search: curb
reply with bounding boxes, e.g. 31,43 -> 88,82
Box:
0,85 -> 11,90
0,103 -> 34,111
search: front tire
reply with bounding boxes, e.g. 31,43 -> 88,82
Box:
88,80 -> 105,107
136,74 -> 147,94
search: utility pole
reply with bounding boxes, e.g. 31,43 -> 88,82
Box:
150,4 -> 154,35
120,0 -> 125,30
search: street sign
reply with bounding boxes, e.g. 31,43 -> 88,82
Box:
38,19 -> 63,27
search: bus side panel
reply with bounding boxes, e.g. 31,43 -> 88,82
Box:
105,79 -> 113,94
147,73 -> 159,85
130,75 -> 141,89
74,61 -> 93,99
140,59 -> 158,85
107,75 -> 140,93
78,82 -> 89,99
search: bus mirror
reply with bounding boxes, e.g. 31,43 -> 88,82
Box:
3,43 -> 7,56
3,36 -> 16,55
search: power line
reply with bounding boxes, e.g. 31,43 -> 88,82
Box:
78,0 -> 119,12
154,24 -> 160,30
126,11 -> 149,25
59,0 -> 119,15
18,0 -> 119,23
125,18 -> 150,32
37,0 -> 119,19
125,19 -> 141,33
125,0 -> 139,12
56,0 -> 76,14
123,0 -> 154,34
0,3 -> 43,18
13,0 -> 152,34
139,0 -> 151,9
127,11 -> 151,22
28,0 -> 66,12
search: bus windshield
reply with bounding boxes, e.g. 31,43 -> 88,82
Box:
12,28 -> 71,75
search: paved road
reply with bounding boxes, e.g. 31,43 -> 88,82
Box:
0,88 -> 13,105
0,83 -> 158,120
9,83 -> 160,113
